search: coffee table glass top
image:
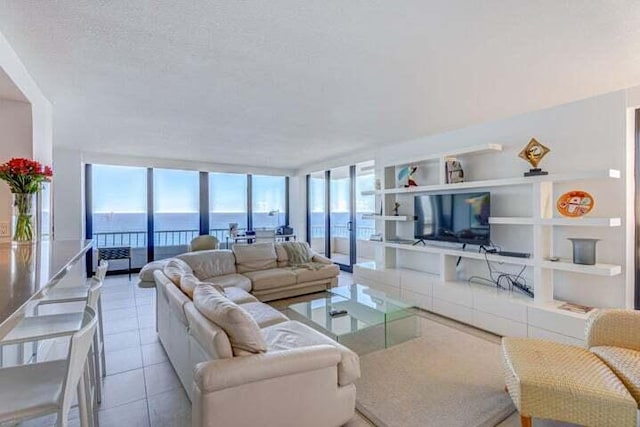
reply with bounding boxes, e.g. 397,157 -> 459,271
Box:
287,284 -> 419,353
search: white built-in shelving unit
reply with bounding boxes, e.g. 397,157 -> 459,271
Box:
353,143 -> 622,345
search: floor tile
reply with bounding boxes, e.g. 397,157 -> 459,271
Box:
103,306 -> 138,322
138,314 -> 156,329
100,368 -> 147,409
102,296 -> 136,311
144,361 -> 182,397
98,398 -> 150,427
105,346 -> 143,375
148,387 -> 191,427
139,327 -> 160,345
141,342 -> 168,366
103,316 -> 140,335
136,303 -> 156,317
103,329 -> 141,352
136,296 -> 156,307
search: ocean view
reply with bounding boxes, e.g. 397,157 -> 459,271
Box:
93,212 -> 374,239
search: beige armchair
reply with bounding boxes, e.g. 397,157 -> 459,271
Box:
586,309 -> 640,409
502,309 -> 640,427
189,235 -> 219,252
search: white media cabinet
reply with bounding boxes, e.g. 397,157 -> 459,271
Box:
353,143 -> 622,345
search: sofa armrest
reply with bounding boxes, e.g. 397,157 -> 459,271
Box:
312,253 -> 333,264
586,309 -> 640,351
193,345 -> 341,393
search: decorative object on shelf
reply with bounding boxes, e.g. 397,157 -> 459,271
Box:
0,158 -> 53,244
378,199 -> 383,215
445,159 -> 464,183
558,302 -> 594,314
398,165 -> 418,187
568,238 -> 599,265
375,178 -> 381,191
393,202 -> 400,216
518,138 -> 550,176
556,190 -> 594,217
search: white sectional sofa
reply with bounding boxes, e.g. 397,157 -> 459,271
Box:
150,242 -> 358,427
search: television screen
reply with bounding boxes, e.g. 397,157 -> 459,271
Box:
414,192 -> 490,245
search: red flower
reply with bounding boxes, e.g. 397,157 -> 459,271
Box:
0,157 -> 53,193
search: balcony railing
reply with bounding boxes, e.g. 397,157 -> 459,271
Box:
93,225 -> 375,249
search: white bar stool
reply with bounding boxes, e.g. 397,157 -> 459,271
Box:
0,307 -> 98,427
1,278 -> 104,404
34,260 -> 108,378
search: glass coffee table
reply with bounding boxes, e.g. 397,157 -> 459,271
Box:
287,284 -> 420,354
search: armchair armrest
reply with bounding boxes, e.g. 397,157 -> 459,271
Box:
312,253 -> 333,264
193,345 -> 341,393
586,309 -> 640,351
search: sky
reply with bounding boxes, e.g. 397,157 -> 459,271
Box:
92,165 -> 285,214
92,164 -> 374,215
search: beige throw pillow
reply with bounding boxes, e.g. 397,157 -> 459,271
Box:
180,273 -> 225,299
232,242 -> 277,273
193,284 -> 267,355
163,258 -> 193,286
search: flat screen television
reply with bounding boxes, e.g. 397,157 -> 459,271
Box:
414,192 -> 490,245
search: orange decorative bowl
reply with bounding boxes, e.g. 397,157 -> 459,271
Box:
556,190 -> 594,217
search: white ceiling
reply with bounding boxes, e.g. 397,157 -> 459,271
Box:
1,1 -> 640,169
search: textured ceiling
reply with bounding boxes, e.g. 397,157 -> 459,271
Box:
1,1 -> 640,169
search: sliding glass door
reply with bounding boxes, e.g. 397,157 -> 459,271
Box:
329,166 -> 354,269
307,161 -> 374,272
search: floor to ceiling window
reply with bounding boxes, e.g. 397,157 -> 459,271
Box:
308,171 -> 327,255
89,164 -> 148,271
252,175 -> 287,230
153,168 -> 200,260
209,172 -> 248,241
86,165 -> 290,273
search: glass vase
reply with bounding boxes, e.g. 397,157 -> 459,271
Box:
11,192 -> 37,244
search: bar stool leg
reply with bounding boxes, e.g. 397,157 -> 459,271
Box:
92,334 -> 102,403
97,297 -> 106,378
77,364 -> 90,427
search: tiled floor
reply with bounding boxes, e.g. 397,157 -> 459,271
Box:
16,271 -> 572,427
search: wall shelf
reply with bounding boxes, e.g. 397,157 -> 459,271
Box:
375,241 -> 535,266
363,143 -> 623,344
540,259 -> 621,276
489,217 -> 621,227
381,169 -> 620,195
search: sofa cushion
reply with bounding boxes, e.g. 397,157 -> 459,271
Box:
223,287 -> 259,305
193,284 -> 267,356
275,242 -> 313,268
139,260 -> 168,282
163,258 -> 193,286
239,302 -> 288,328
201,273 -> 252,292
184,303 -> 233,359
242,268 -> 297,291
233,243 -> 277,273
293,264 -> 340,284
262,320 -> 360,386
176,250 -> 236,279
180,273 -> 225,299
592,346 -> 640,405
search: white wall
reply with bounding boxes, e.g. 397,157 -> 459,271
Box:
0,30 -> 53,235
293,88 -> 638,309
0,99 -> 32,224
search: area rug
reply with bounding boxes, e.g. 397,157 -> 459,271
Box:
355,316 -> 515,427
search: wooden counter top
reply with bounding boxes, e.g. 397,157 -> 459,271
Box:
0,239 -> 92,328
